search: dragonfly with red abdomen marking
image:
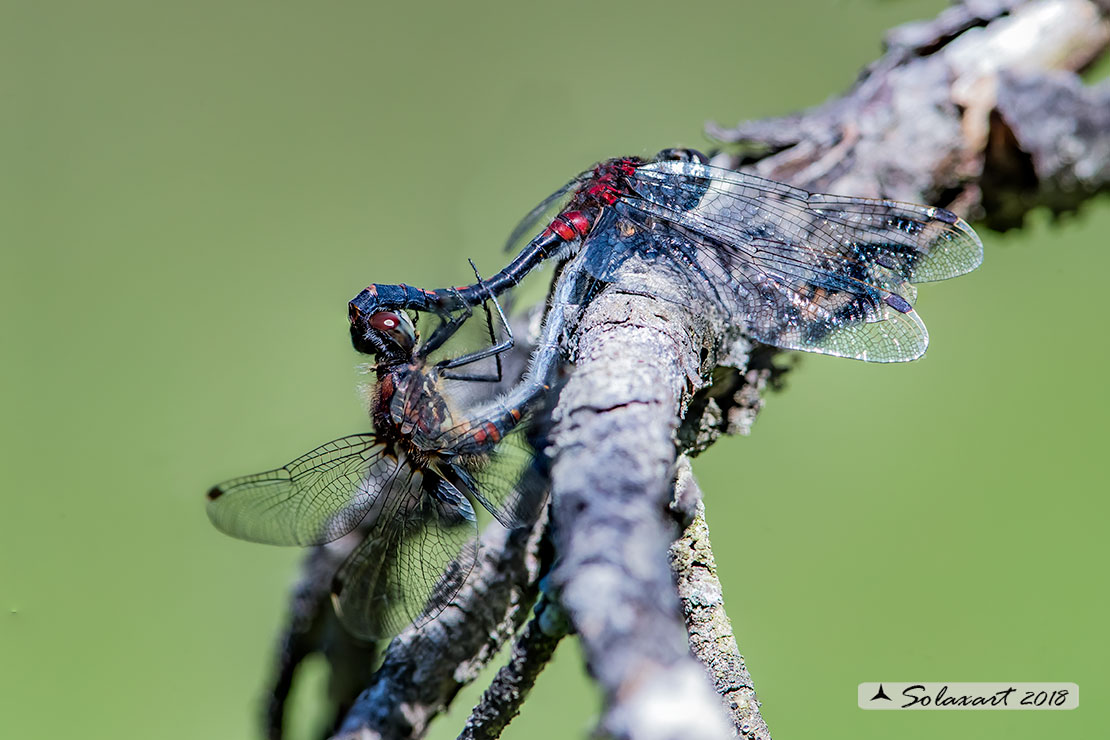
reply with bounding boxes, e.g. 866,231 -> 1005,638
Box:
207,301 -> 547,641
349,148 -> 983,363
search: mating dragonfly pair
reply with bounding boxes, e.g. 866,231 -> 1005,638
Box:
208,149 -> 983,640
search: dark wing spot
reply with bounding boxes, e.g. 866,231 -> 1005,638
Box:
931,207 -> 959,225
884,293 -> 913,313
206,486 -> 224,501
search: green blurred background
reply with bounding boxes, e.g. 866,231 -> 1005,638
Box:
3,0 -> 1107,737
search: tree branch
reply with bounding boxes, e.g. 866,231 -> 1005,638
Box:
708,0 -> 1110,214
669,459 -> 769,740
292,2 -> 1110,738
544,281 -> 742,740
456,600 -> 568,740
330,514 -> 547,740
535,2 -> 1110,736
266,536 -> 378,739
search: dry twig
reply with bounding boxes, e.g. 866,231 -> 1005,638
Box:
268,2 -> 1110,737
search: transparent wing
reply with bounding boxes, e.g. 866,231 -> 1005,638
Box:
331,473 -> 478,641
501,172 -> 585,254
608,160 -> 983,362
592,210 -> 932,363
445,415 -> 549,529
207,434 -> 404,546
727,247 -> 930,362
387,371 -> 548,530
631,160 -> 983,283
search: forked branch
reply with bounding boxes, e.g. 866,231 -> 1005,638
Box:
311,2 -> 1110,738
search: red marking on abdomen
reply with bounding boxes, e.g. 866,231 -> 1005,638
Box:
483,421 -> 501,444
586,182 -> 621,205
549,210 -> 592,241
563,211 -> 591,236
548,216 -> 576,241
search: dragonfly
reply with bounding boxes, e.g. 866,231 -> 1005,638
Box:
349,149 -> 983,363
207,295 -> 547,641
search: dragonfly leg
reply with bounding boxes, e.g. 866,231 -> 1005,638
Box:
438,260 -> 516,382
417,289 -> 475,358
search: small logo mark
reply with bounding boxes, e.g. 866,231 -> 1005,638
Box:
870,684 -> 892,701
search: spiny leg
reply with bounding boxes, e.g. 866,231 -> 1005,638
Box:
437,259 -> 515,382
417,287 -> 475,359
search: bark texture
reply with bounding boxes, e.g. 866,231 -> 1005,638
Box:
330,517 -> 547,740
539,2 -> 1110,734
544,286 -> 738,740
708,0 -> 1110,213
264,2 -> 1110,738
669,460 -> 769,740
456,600 -> 568,740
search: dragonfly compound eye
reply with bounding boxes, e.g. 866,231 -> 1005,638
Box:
655,148 -> 708,164
368,310 -> 417,354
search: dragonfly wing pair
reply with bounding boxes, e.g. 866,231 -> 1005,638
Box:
208,435 -> 479,641
595,160 -> 983,362
207,426 -> 544,640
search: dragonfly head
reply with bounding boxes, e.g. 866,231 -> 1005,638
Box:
654,147 -> 708,164
349,306 -> 418,365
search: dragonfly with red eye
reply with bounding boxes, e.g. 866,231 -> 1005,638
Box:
206,294 -> 547,641
349,148 -> 983,363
